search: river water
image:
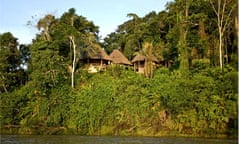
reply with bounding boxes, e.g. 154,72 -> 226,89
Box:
0,135 -> 238,144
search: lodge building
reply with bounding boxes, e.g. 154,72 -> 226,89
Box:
80,48 -> 170,74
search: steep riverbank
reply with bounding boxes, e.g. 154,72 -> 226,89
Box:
1,67 -> 238,138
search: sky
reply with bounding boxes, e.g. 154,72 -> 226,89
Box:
0,0 -> 171,44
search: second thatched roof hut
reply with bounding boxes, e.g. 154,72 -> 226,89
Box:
109,49 -> 132,66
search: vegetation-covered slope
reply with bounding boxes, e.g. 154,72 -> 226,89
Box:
1,66 -> 238,137
0,0 -> 238,138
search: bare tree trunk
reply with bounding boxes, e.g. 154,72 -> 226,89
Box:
219,30 -> 223,69
209,0 -> 236,69
69,36 -> 76,88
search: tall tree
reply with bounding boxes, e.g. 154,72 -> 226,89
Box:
177,0 -> 191,75
68,8 -> 78,88
59,8 -> 100,88
69,35 -> 77,88
209,0 -> 237,69
117,13 -> 144,59
37,14 -> 55,41
0,32 -> 21,93
50,8 -> 100,88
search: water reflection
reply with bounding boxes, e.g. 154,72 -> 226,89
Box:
1,135 -> 238,144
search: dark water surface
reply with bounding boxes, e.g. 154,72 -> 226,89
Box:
0,135 -> 238,144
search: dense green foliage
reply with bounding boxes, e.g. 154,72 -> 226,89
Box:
0,66 -> 238,137
0,0 -> 238,138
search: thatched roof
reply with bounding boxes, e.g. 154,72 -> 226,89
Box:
83,48 -> 112,61
110,49 -> 132,65
131,54 -> 145,63
131,54 -> 159,63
